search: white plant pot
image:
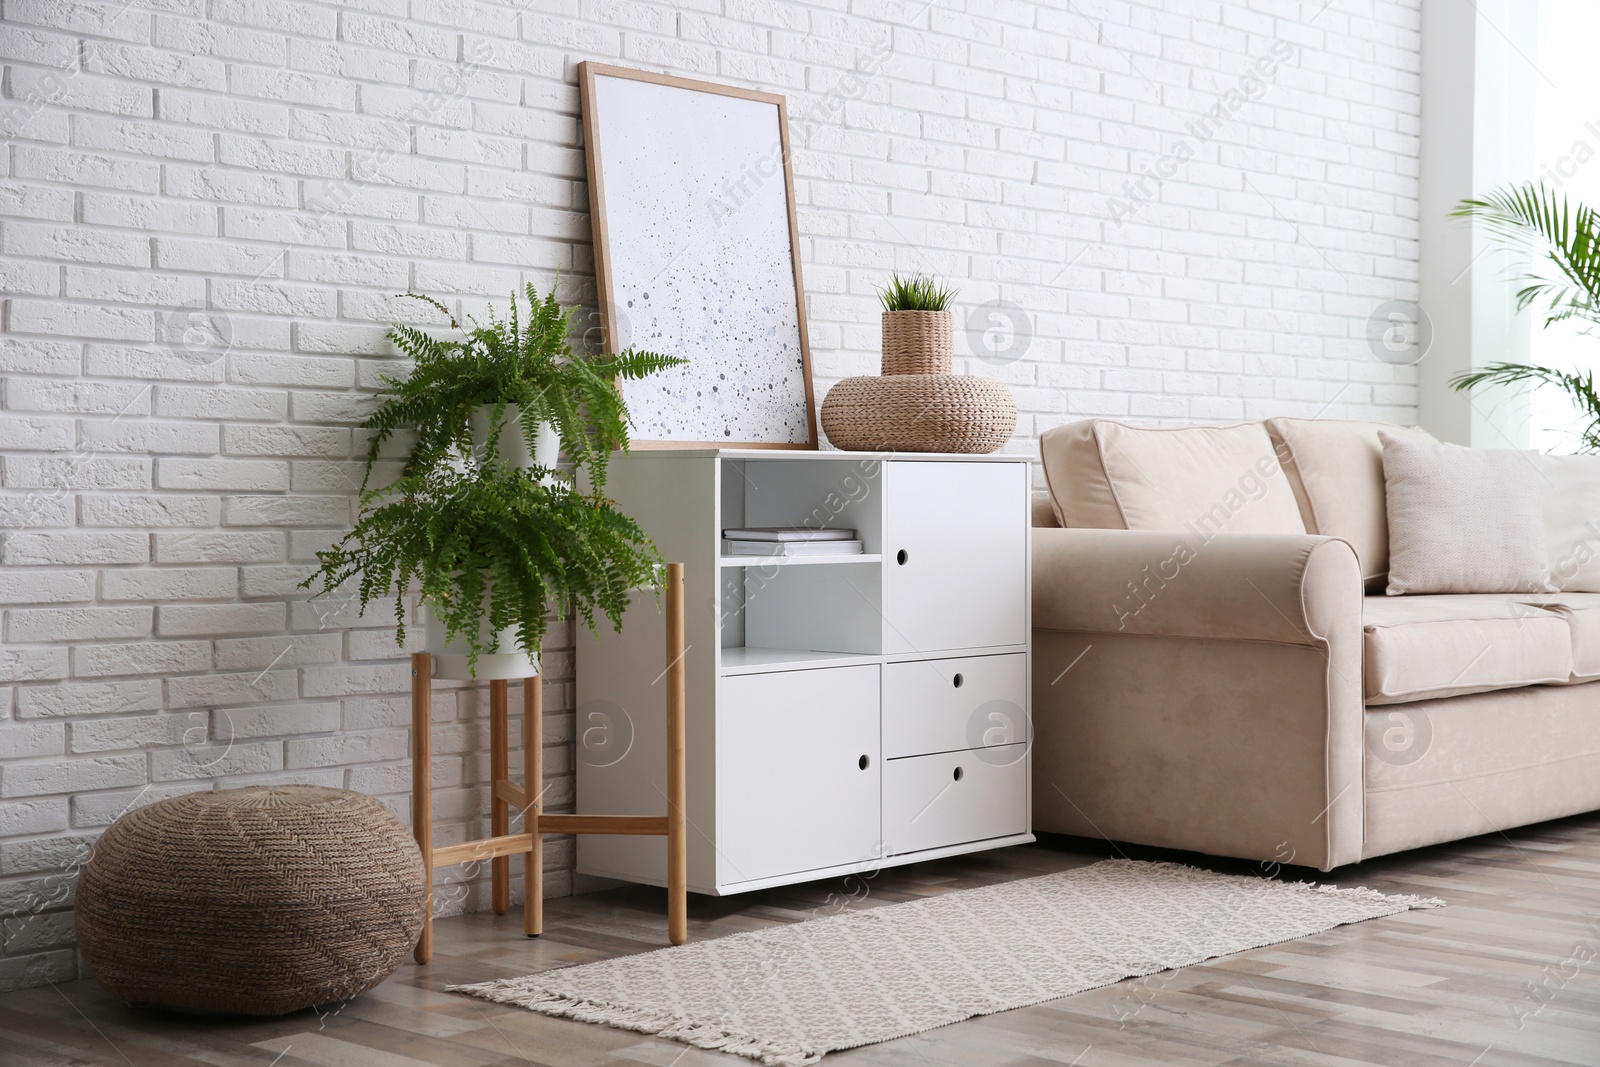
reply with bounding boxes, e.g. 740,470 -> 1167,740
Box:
424,600 -> 540,681
469,404 -> 559,472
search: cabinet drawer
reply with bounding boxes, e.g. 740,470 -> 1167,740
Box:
883,746 -> 1026,856
883,654 -> 1027,759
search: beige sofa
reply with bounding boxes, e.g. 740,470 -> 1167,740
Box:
1031,417 -> 1600,871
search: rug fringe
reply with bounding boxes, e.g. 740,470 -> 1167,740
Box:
449,982 -> 825,1066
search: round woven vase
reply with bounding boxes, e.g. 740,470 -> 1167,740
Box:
821,374 -> 1016,453
821,308 -> 1017,453
880,310 -> 954,375
76,786 -> 426,1015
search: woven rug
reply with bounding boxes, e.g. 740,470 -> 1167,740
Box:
452,859 -> 1444,1065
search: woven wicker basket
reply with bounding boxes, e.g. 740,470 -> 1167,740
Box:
76,786 -> 425,1015
820,373 -> 1016,453
881,310 -> 954,375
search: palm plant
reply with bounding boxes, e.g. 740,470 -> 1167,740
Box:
304,284 -> 685,672
1450,182 -> 1600,451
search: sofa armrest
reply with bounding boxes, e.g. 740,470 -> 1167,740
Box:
1030,529 -> 1365,871
1033,529 -> 1362,646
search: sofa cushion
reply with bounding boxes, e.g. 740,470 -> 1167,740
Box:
1520,592 -> 1600,681
1381,433 -> 1554,596
1038,419 -> 1305,535
1539,454 -> 1600,591
1363,594 -> 1572,705
1264,418 -> 1434,593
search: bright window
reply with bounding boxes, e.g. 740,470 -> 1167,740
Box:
1530,0 -> 1600,452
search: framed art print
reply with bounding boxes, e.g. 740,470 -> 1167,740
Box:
580,62 -> 817,449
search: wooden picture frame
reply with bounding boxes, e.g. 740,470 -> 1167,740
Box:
579,61 -> 818,450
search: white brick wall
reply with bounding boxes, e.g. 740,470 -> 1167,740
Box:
0,0 -> 1421,989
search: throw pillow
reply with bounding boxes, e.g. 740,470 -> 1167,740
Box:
1381,432 -> 1554,595
1539,453 -> 1600,592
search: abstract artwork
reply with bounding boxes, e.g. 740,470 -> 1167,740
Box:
580,63 -> 817,448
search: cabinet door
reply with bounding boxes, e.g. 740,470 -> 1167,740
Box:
883,461 -> 1027,654
717,665 -> 881,885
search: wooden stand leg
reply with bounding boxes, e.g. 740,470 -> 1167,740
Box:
490,679 -> 510,915
524,673 -> 543,937
665,563 -> 688,946
411,652 -> 434,964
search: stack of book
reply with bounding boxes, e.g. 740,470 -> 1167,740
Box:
722,527 -> 864,557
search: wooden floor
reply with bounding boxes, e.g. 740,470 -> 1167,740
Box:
6,814 -> 1600,1067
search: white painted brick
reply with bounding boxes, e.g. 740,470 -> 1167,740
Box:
341,14 -> 456,58
288,39 -> 411,84
0,722 -> 66,759
153,386 -> 287,422
77,493 -> 218,528
72,640 -> 211,678
62,267 -> 205,307
154,15 -> 288,64
6,606 -> 152,643
0,648 -> 70,683
2,532 -> 149,567
155,458 -> 290,492
289,108 -> 408,151
0,416 -> 73,453
153,530 -> 284,563
221,700 -> 340,738
0,259 -> 59,296
286,728 -> 408,768
4,457 -> 150,491
0,799 -> 69,838
157,601 -> 285,636
2,222 -> 150,268
69,714 -> 192,753
166,669 -> 297,708
288,390 -> 377,424
84,345 -> 227,384
0,494 -> 74,529
12,146 -> 160,193
163,164 -> 298,206
213,633 -> 341,671
100,567 -> 237,602
7,68 -> 152,119
0,182 -> 75,222
71,115 -> 214,163
150,740 -> 284,782
231,66 -> 359,110
0,26 -> 78,66
5,0 -> 151,42
0,755 -> 147,798
222,494 -> 350,527
285,251 -> 409,288
232,352 -> 358,387
8,300 -> 154,343
79,419 -> 219,455
223,424 -> 351,457
0,340 -> 80,377
81,194 -> 217,235
301,180 -> 420,220
216,136 -> 346,178
0,570 -> 95,605
210,279 -> 337,317
6,379 -> 150,416
239,563 -> 316,597
85,42 -> 228,90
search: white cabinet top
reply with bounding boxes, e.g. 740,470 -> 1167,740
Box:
628,447 -> 1031,462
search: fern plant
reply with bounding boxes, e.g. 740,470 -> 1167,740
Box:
878,272 -> 958,312
304,285 -> 684,672
364,283 -> 684,491
305,463 -> 661,667
1450,183 -> 1600,451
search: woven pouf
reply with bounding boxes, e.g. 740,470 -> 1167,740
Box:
76,785 -> 426,1015
820,373 -> 1017,453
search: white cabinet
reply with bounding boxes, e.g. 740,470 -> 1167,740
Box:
577,450 -> 1031,895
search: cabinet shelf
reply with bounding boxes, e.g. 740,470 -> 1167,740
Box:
719,646 -> 881,675
719,553 -> 881,568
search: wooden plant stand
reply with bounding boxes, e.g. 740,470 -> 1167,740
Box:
410,563 -> 689,963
